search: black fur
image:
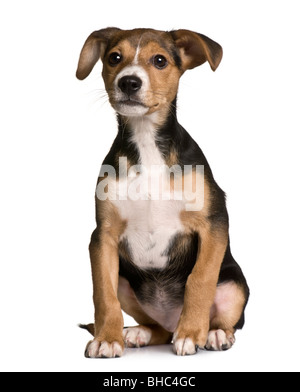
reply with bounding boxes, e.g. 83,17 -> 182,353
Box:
119,232 -> 198,307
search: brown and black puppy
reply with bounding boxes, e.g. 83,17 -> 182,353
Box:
76,28 -> 249,358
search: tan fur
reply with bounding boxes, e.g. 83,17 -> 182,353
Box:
89,198 -> 127,348
171,29 -> 223,71
102,39 -> 181,116
102,40 -> 137,90
177,171 -> 230,348
175,223 -> 228,348
165,148 -> 178,167
76,28 -> 243,357
136,41 -> 181,113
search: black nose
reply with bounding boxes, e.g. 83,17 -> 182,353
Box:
118,75 -> 142,96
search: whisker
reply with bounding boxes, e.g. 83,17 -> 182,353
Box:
85,88 -> 111,109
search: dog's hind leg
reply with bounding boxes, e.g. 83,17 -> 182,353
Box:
206,281 -> 247,351
205,243 -> 249,351
123,324 -> 172,347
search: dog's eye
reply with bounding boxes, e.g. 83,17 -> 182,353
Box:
108,52 -> 122,66
152,55 -> 168,69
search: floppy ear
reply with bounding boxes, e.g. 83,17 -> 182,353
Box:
76,27 -> 120,80
171,29 -> 223,72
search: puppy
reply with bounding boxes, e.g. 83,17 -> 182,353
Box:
76,27 -> 249,357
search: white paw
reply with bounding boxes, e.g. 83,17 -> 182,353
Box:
123,327 -> 152,348
85,339 -> 123,358
173,337 -> 197,356
205,329 -> 235,351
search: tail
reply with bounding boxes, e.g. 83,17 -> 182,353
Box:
78,323 -> 95,336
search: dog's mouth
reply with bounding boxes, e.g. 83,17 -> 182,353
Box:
118,99 -> 147,107
113,98 -> 149,117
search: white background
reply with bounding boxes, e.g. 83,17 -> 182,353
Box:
1,0 -> 299,372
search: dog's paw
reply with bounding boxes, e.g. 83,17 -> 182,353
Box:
85,339 -> 124,358
123,326 -> 152,348
205,329 -> 235,351
173,326 -> 207,356
173,337 -> 197,356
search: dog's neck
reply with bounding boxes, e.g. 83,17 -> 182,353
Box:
116,98 -> 180,167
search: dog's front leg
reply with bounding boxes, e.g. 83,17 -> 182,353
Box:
85,201 -> 126,358
173,225 -> 228,356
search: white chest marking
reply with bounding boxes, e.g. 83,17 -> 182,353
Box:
113,115 -> 185,270
129,114 -> 164,168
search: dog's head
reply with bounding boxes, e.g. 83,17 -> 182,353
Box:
76,28 -> 222,118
